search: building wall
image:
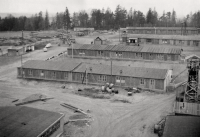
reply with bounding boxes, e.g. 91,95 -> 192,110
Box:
127,28 -> 198,35
18,68 -> 166,92
38,114 -> 65,137
18,68 -> 72,82
94,39 -> 102,45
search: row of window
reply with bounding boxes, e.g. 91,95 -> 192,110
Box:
22,70 -> 157,86
130,30 -> 197,34
145,39 -> 199,46
27,70 -> 68,79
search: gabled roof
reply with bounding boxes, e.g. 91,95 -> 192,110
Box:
185,54 -> 200,60
0,106 -> 64,137
95,36 -> 107,41
163,115 -> 200,137
21,60 -> 81,71
73,63 -> 168,79
68,44 -> 182,55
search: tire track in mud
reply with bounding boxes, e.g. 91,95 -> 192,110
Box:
102,94 -> 175,137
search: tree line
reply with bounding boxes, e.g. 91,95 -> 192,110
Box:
0,5 -> 200,31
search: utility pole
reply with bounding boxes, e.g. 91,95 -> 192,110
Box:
21,30 -> 23,78
86,64 -> 88,85
110,59 -> 112,83
119,25 -> 120,42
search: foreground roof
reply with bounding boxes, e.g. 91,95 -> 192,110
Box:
0,106 -> 63,137
163,115 -> 200,137
73,63 -> 168,79
68,44 -> 182,54
21,60 -> 81,71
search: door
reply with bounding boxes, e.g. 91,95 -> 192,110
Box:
149,79 -> 155,89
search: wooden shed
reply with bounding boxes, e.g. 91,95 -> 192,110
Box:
7,46 -> 25,56
94,37 -> 107,45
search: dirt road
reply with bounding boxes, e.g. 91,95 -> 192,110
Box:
0,34 -> 176,137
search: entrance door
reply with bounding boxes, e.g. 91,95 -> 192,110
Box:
149,79 -> 155,89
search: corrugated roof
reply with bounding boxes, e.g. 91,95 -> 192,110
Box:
163,115 -> 200,137
126,27 -> 197,30
69,44 -> 181,54
22,60 -> 81,71
73,63 -> 168,79
0,106 -> 63,137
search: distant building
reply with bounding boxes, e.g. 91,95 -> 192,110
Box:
68,44 -> 182,62
0,106 -> 65,137
126,27 -> 199,35
7,44 -> 35,56
94,37 -> 107,45
18,60 -> 172,92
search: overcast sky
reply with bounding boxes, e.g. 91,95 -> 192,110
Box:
0,0 -> 199,18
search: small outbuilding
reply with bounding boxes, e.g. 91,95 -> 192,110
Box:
7,46 -> 25,56
94,37 -> 107,45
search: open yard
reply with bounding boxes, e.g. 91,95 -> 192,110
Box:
0,31 -> 198,137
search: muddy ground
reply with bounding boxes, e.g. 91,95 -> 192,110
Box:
0,31 -> 198,137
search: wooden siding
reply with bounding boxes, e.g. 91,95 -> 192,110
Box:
18,68 -> 166,92
155,79 -> 164,90
94,39 -> 102,45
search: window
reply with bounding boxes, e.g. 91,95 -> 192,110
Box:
52,72 -> 56,78
116,52 -> 122,57
146,39 -> 152,43
64,73 -> 68,79
193,41 -> 199,46
140,53 -> 143,58
150,54 -> 152,57
98,51 -> 103,56
81,73 -> 88,81
29,69 -> 32,75
173,40 -> 176,45
140,79 -> 145,85
136,53 -> 138,57
187,41 -> 190,46
179,40 -> 182,44
167,55 -> 171,60
150,79 -> 155,85
116,76 -> 125,83
40,71 -> 44,77
79,50 -> 85,55
157,54 -> 164,60
98,75 -> 107,82
162,39 -> 168,44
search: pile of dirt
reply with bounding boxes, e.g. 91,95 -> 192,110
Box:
111,94 -> 132,103
74,88 -> 111,99
22,93 -> 47,102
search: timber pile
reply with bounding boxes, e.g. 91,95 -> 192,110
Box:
15,93 -> 53,106
60,103 -> 88,115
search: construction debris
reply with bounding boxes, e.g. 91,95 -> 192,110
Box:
60,103 -> 88,115
15,94 -> 53,106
